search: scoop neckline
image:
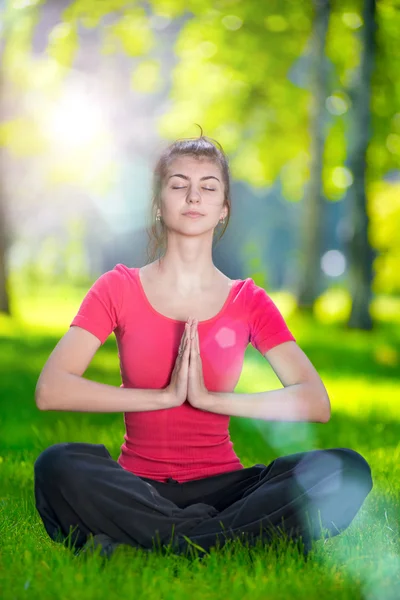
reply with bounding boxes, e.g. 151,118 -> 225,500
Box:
135,267 -> 239,325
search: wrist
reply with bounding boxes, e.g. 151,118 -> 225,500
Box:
199,391 -> 213,409
161,389 -> 174,407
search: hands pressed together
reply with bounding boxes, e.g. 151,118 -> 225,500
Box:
164,317 -> 211,410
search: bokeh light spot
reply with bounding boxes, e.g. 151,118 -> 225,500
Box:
215,327 -> 236,349
264,15 -> 288,32
326,95 -> 348,116
222,15 -> 243,31
199,41 -> 217,58
314,288 -> 352,324
386,134 -> 400,155
342,12 -> 363,29
321,250 -> 346,278
332,166 -> 353,189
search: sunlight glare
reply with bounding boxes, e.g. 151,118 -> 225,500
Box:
45,88 -> 105,149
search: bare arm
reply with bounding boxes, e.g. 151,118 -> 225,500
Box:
35,326 -> 169,413
200,341 -> 331,423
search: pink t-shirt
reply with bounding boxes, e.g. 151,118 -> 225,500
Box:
70,264 -> 296,483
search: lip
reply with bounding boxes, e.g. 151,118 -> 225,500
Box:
183,212 -> 205,217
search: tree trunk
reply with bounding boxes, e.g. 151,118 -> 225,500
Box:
345,0 -> 376,330
0,188 -> 10,315
297,0 -> 331,310
0,63 -> 10,314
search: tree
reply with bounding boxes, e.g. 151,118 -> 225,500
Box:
345,0 -> 376,330
0,64 -> 12,314
0,156 -> 10,314
297,0 -> 331,310
1,0 -> 398,325
151,0 -> 399,328
0,6 -> 44,314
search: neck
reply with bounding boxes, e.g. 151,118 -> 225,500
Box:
155,255 -> 219,294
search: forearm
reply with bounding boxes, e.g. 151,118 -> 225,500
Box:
204,383 -> 331,423
35,371 -> 169,413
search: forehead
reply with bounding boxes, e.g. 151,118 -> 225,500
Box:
167,156 -> 221,177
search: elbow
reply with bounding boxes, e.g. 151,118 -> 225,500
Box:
317,395 -> 331,423
308,380 -> 331,423
306,384 -> 331,423
318,410 -> 331,423
35,380 -> 49,410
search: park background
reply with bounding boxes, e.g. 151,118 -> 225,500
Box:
0,0 -> 399,599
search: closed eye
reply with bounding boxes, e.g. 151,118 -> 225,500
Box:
171,186 -> 216,191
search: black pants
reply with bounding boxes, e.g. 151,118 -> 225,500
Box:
34,443 -> 373,557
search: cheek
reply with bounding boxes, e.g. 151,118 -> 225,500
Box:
161,190 -> 182,207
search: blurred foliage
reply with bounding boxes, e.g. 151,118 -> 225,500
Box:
369,182 -> 400,294
10,219 -> 92,293
242,238 -> 270,291
2,0 -> 399,185
158,1 -> 312,192
0,0 -> 399,293
131,59 -> 163,93
104,9 -> 153,56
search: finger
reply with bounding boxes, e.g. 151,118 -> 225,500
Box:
184,320 -> 192,345
184,319 -> 193,361
196,330 -> 200,355
190,330 -> 196,364
187,319 -> 194,352
178,326 -> 186,356
179,334 -> 187,361
191,319 -> 198,353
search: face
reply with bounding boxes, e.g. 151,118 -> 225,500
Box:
158,156 -> 228,232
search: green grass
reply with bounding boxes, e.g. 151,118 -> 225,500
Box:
1,289 -> 400,599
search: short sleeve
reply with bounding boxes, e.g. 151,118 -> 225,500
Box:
247,279 -> 296,355
70,265 -> 125,344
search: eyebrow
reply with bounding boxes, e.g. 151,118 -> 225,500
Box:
168,174 -> 220,183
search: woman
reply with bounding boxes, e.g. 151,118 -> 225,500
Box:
34,133 -> 373,561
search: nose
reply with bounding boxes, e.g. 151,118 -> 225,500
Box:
187,186 -> 201,203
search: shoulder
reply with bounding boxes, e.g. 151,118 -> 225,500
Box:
243,277 -> 290,318
242,277 -> 272,304
112,263 -> 135,278
97,263 -> 136,285
88,264 -> 136,303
